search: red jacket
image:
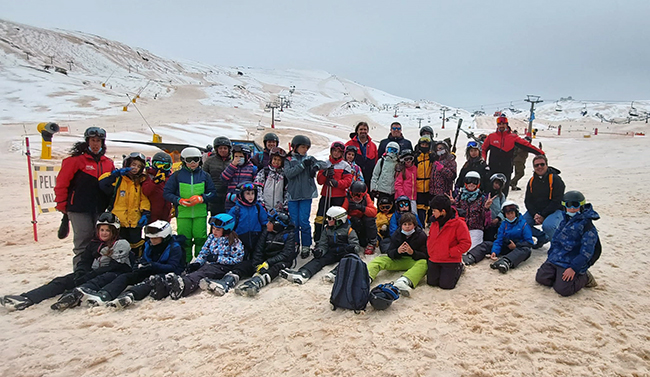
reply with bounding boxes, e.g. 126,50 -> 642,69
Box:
345,135 -> 378,187
142,168 -> 172,222
342,193 -> 377,219
481,129 -> 544,174
316,156 -> 353,197
55,153 -> 115,213
427,209 -> 472,263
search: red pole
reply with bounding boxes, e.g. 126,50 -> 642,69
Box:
25,137 -> 38,242
271,107 -> 275,129
594,128 -> 598,135
558,125 -> 562,136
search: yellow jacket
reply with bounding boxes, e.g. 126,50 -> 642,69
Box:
100,173 -> 150,228
416,152 -> 433,193
376,212 -> 393,239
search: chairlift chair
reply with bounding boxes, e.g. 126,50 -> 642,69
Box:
629,102 -> 639,117
555,102 -> 563,112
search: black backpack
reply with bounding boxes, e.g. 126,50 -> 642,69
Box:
584,220 -> 602,266
330,253 -> 370,313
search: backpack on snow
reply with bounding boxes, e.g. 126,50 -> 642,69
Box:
330,253 -> 370,312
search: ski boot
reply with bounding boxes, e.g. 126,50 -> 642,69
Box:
585,271 -> 598,288
200,272 -> 240,296
532,235 -> 549,249
490,258 -> 511,274
77,287 -> 112,306
300,246 -> 311,259
280,268 -> 310,285
148,275 -> 170,300
364,243 -> 375,255
51,289 -> 83,311
234,274 -> 270,297
393,276 -> 413,297
166,273 -> 185,300
108,292 -> 135,309
322,269 -> 337,283
0,295 -> 33,311
462,253 -> 476,266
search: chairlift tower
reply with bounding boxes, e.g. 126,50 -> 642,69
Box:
440,106 -> 450,129
416,117 -> 424,129
524,95 -> 543,135
265,101 -> 280,129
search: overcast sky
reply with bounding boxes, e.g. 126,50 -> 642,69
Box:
2,0 -> 648,110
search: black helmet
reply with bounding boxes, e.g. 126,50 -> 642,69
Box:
263,132 -> 279,147
420,125 -> 434,137
151,152 -> 172,171
399,149 -> 415,161
378,196 -> 393,211
232,144 -> 251,157
345,145 -> 358,155
562,190 -> 586,209
84,127 -> 106,141
213,136 -> 232,150
349,181 -> 367,194
369,283 -> 400,310
291,135 -> 311,150
236,181 -> 257,203
269,211 -> 291,233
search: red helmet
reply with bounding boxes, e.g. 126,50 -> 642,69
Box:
497,115 -> 509,125
330,141 -> 345,153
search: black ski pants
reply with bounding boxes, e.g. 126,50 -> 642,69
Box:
230,259 -> 289,280
426,261 -> 463,290
467,241 -> 531,268
313,196 -> 345,242
350,216 -> 378,247
535,261 -> 589,297
22,273 -> 76,304
181,263 -> 235,297
300,252 -> 346,279
86,270 -> 151,300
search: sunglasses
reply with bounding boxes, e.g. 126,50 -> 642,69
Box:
465,178 -> 480,185
153,161 -> 172,170
185,157 -> 201,163
534,162 -> 546,168
562,201 -> 583,209
398,202 -> 410,208
392,127 -> 401,131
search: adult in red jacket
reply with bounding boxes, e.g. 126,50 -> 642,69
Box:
426,195 -> 471,289
142,152 -> 173,223
54,127 -> 115,270
481,115 -> 544,196
346,122 -> 378,190
314,141 -> 353,242
342,181 -> 378,254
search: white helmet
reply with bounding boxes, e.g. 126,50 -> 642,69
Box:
386,141 -> 400,155
144,220 -> 172,238
501,200 -> 520,215
325,206 -> 348,227
464,171 -> 482,186
181,147 -> 202,160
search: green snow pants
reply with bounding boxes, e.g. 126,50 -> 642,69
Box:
367,255 -> 428,287
177,217 -> 207,263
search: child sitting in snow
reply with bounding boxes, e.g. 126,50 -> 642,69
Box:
150,213 -> 244,300
376,197 -> 394,241
367,213 -> 428,297
463,201 -> 533,274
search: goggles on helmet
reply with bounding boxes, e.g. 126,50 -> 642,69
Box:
467,141 -> 479,149
153,161 -> 172,170
239,182 -> 256,191
184,156 -> 201,163
502,205 -> 518,214
562,200 -> 584,209
402,156 -> 414,162
387,147 -> 398,154
145,224 -> 165,234
85,127 -> 106,139
209,217 -> 230,228
465,177 -> 480,185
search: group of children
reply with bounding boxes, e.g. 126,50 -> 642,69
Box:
0,127 -> 601,312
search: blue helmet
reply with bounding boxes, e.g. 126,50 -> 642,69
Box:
209,213 -> 235,231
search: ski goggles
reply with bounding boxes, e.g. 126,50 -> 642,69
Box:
502,206 -> 518,214
350,192 -> 365,199
209,217 -> 233,228
401,156 -> 414,162
127,152 -> 146,161
379,204 -> 392,211
153,161 -> 172,170
466,141 -> 479,149
464,177 -> 480,185
238,182 -> 256,191
386,147 -> 398,154
145,224 -> 168,235
84,127 -> 106,139
184,157 -> 201,163
562,200 -> 584,209
398,201 -> 410,208
330,142 -> 345,152
325,216 -> 335,222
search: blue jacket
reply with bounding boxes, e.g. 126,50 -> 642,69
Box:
492,214 -> 534,256
141,235 -> 185,274
228,199 -> 268,235
546,204 -> 600,274
389,211 -> 423,236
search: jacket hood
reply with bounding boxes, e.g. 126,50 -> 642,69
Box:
570,203 -> 599,221
547,166 -> 562,175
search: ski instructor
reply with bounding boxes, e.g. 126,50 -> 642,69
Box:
482,115 -> 543,196
345,121 -> 378,191
54,127 -> 115,270
377,122 -> 413,157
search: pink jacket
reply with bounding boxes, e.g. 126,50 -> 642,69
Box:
395,164 -> 417,200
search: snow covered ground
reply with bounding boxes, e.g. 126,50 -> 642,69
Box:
1,18 -> 650,377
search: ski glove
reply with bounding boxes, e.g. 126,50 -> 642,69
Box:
434,161 -> 444,171
302,157 -> 313,169
227,193 -> 237,203
187,195 -> 204,206
312,248 -> 323,258
137,212 -> 150,227
325,167 -> 335,178
300,248 -> 311,259
152,171 -> 167,184
328,179 -> 338,187
111,167 -> 132,177
178,198 -> 192,207
186,262 -> 202,273
256,262 -> 269,275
